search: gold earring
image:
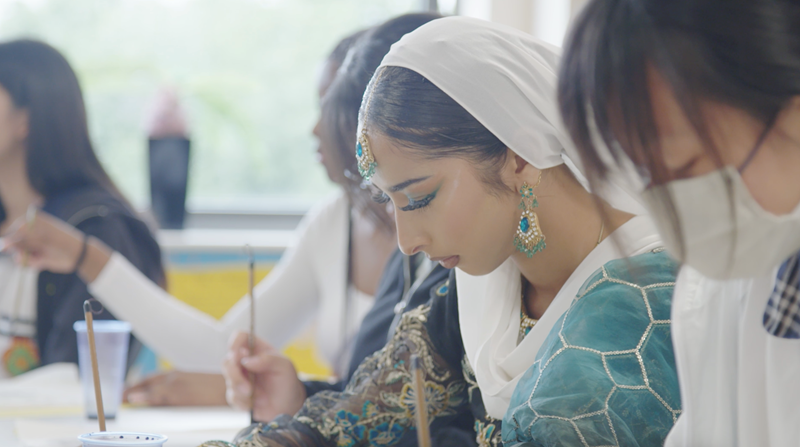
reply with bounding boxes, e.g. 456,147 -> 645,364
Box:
514,173 -> 546,258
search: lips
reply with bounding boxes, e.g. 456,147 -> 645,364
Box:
429,255 -> 460,269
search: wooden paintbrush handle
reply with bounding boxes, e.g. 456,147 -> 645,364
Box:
84,300 -> 106,432
411,355 -> 431,447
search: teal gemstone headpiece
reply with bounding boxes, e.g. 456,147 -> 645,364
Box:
356,131 -> 377,180
355,68 -> 386,181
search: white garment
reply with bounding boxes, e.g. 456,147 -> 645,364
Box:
377,16 -> 649,417
0,254 -> 38,379
665,267 -> 800,447
90,191 -> 373,374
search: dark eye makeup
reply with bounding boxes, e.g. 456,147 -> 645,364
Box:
400,189 -> 438,212
369,182 -> 439,212
371,191 -> 390,204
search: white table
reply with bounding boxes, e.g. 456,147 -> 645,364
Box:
0,364 -> 249,447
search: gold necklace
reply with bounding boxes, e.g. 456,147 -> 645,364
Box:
519,221 -> 605,342
597,221 -> 605,246
519,282 -> 538,341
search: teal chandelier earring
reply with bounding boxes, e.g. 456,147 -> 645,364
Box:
514,173 -> 546,258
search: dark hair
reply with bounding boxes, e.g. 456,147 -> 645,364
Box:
559,0 -> 800,187
320,12 -> 444,229
361,65 -> 510,196
327,29 -> 368,69
0,40 -> 128,204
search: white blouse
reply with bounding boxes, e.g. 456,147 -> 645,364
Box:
665,267 -> 800,447
89,191 -> 373,374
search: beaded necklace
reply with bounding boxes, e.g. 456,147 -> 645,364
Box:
518,220 -> 605,342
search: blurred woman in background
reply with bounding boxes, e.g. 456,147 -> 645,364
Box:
0,39 -> 164,378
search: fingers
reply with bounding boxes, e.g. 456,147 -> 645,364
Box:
240,351 -> 290,373
223,347 -> 251,410
122,374 -> 163,405
227,331 -> 250,353
227,331 -> 275,355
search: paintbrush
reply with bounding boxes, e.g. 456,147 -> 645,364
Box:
83,300 -> 106,431
411,355 -> 432,447
245,245 -> 256,423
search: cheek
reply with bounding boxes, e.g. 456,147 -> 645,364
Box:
433,181 -> 518,261
0,121 -> 17,156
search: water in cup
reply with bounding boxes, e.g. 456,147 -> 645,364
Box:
74,320 -> 131,419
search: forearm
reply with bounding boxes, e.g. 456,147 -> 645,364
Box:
78,236 -> 112,283
89,252 -> 233,372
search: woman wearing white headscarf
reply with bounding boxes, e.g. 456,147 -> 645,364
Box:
201,17 -> 680,447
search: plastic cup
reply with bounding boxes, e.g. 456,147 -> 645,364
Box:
74,320 -> 131,420
78,432 -> 168,446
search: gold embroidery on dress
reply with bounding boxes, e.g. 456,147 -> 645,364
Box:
234,304 -> 468,447
475,417 -> 502,447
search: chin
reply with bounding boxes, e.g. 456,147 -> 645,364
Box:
454,258 -> 501,277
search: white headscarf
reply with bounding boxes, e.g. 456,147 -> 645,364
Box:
378,16 -> 659,418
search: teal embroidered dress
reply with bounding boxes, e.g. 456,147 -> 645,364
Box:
502,250 -> 681,447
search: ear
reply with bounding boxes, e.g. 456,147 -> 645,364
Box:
13,108 -> 29,143
505,148 -> 541,191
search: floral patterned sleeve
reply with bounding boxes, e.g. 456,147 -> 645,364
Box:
199,302 -> 469,447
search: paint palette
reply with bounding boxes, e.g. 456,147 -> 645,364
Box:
78,432 -> 168,446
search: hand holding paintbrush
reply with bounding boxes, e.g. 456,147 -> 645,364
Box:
1,206 -> 110,283
245,245 -> 256,423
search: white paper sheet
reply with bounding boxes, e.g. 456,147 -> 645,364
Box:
15,407 -> 249,447
0,363 -> 83,416
1,364 -> 249,447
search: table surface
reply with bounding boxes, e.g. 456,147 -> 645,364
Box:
0,364 -> 249,447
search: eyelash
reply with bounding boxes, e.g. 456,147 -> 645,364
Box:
372,191 -> 390,204
400,192 -> 436,212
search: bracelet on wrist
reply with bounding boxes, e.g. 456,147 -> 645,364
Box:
71,233 -> 90,275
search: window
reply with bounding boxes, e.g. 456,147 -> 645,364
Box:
0,0 -> 419,211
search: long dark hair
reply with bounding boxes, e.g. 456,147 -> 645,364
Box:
559,0 -> 800,189
327,29 -> 368,72
321,12 -> 443,231
0,40 -> 128,205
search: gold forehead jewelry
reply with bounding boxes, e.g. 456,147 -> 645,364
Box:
356,68 -> 386,181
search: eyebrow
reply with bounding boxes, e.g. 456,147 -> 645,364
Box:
389,176 -> 430,193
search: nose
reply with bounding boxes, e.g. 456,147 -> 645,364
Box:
311,117 -> 322,138
394,210 -> 429,256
